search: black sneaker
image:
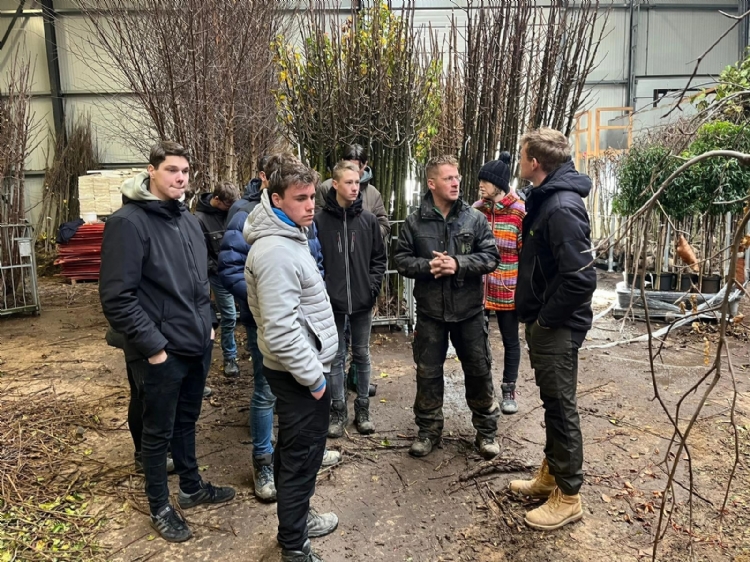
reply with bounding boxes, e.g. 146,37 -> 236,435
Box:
282,539 -> 323,562
178,481 -> 236,509
150,504 -> 192,543
223,358 -> 240,378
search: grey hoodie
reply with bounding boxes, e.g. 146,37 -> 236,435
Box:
243,190 -> 338,390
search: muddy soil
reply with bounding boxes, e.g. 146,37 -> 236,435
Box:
1,272 -> 749,562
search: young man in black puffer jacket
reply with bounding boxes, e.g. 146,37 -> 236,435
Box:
315,161 -> 387,438
510,127 -> 597,532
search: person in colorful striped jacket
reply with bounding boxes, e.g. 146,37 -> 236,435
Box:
473,153 -> 526,415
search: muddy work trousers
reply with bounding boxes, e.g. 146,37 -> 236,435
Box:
525,322 -> 586,496
412,311 -> 499,441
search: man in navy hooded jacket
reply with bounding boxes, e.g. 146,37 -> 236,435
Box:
509,128 -> 596,533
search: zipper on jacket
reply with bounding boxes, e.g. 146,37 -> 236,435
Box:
343,214 -> 353,314
337,232 -> 343,253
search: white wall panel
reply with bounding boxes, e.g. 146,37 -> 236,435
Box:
0,15 -> 50,94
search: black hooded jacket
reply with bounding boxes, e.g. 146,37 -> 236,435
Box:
314,188 -> 387,315
100,197 -> 214,360
515,160 -> 597,332
394,191 -> 499,323
195,192 -> 228,277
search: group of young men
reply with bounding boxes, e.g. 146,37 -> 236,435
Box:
99,127 -> 596,562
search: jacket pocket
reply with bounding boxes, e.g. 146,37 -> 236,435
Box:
303,317 -> 323,353
454,231 -> 475,255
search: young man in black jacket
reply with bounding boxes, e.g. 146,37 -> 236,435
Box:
315,161 -> 387,437
99,141 -> 235,543
509,128 -> 597,532
195,181 -> 241,377
395,155 -> 501,459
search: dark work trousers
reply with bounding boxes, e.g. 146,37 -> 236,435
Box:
525,322 -> 586,495
126,364 -> 143,453
264,366 -> 331,551
494,310 -> 521,385
412,311 -> 499,441
128,345 -> 212,514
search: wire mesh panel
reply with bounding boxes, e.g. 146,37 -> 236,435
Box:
0,223 -> 41,316
372,220 -> 415,331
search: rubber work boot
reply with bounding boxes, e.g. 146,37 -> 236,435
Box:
223,358 -> 240,378
281,539 -> 323,562
501,383 -> 518,415
306,507 -> 339,538
328,400 -> 348,438
252,454 -> 277,502
524,487 -> 583,531
475,435 -> 500,460
409,436 -> 440,458
509,458 -> 557,498
354,398 -> 375,435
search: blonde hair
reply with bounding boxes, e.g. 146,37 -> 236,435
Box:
520,128 -> 571,173
425,155 -> 459,180
332,160 -> 360,182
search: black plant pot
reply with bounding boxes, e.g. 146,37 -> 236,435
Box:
626,272 -> 646,289
653,272 -> 675,292
701,274 -> 722,294
679,274 -> 693,292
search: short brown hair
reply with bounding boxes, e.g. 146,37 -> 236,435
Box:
268,160 -> 319,199
264,152 -> 298,180
149,140 -> 191,169
520,128 -> 570,173
425,155 -> 459,180
332,160 -> 360,181
212,181 -> 240,205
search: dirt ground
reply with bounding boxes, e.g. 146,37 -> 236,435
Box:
1,271 -> 749,562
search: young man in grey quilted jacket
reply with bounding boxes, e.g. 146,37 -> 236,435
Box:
244,160 -> 339,562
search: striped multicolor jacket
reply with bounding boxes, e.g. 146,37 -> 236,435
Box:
473,194 -> 525,311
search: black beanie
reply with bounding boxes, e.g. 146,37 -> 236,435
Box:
478,158 -> 511,193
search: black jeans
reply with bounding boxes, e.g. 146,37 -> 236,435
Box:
264,366 -> 331,551
128,346 -> 211,514
525,322 -> 586,495
412,311 -> 499,441
127,364 -> 142,453
495,310 -> 521,385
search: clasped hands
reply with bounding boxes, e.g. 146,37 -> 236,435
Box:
429,251 -> 458,279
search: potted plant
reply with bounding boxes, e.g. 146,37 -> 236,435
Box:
613,143 -> 681,290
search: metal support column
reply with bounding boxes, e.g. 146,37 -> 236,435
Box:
40,0 -> 65,143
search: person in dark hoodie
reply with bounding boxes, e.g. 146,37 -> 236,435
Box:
99,141 -> 235,543
509,128 -> 596,532
195,181 -> 241,377
316,144 -> 390,241
315,161 -> 387,438
217,153 -> 338,503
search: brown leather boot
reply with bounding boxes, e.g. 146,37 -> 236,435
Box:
508,458 -> 556,498
524,487 -> 583,531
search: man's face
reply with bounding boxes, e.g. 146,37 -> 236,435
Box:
332,170 -> 360,204
148,156 -> 190,200
518,144 -> 538,183
428,164 -> 461,203
259,171 -> 269,190
271,182 -> 316,227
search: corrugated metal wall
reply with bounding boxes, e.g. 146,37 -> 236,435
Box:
0,0 -> 743,222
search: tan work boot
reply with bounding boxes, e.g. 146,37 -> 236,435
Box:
524,487 -> 583,531
508,458 -> 556,497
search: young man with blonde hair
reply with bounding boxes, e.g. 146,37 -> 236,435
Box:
395,155 -> 500,459
510,127 -> 596,531
315,160 -> 387,437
